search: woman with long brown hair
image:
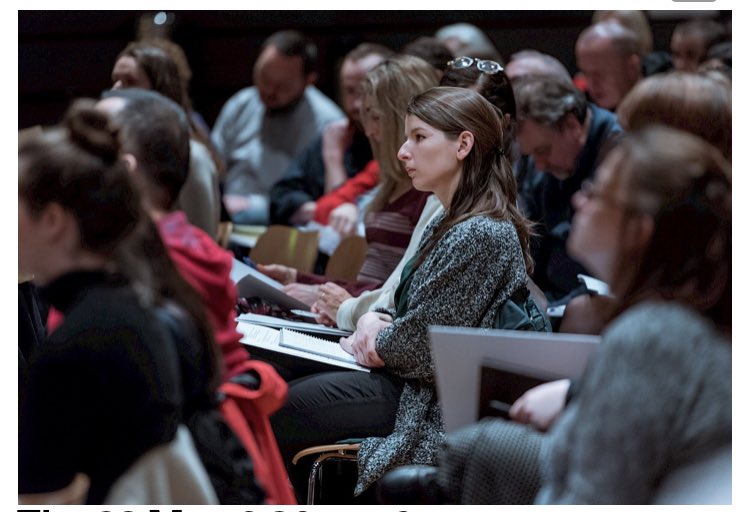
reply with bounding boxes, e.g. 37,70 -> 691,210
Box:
270,86 -> 534,500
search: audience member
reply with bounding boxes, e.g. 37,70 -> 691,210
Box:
441,56 -> 516,157
559,70 -> 731,334
112,40 -> 223,237
269,43 -> 392,226
536,127 -> 731,503
514,76 -> 622,302
435,23 -> 502,61
98,88 -> 248,379
378,126 -> 731,505
17,102 -> 261,504
592,10 -> 652,55
98,88 -> 291,503
592,10 -> 673,76
575,20 -> 642,110
505,50 -> 572,83
402,36 -> 454,75
670,18 -> 729,72
212,30 -> 345,225
315,53 -> 521,329
258,55 -> 439,306
617,71 -> 731,160
271,86 -> 534,501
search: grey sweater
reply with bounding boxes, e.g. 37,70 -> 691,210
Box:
536,302 -> 732,504
355,213 -> 528,493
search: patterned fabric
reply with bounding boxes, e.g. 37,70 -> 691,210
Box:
358,188 -> 430,283
438,418 -> 544,504
354,213 -> 528,493
536,302 -> 732,504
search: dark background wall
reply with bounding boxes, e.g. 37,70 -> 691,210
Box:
19,10 -> 730,130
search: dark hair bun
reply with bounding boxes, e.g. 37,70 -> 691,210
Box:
63,99 -> 120,163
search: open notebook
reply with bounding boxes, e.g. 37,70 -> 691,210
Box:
237,321 -> 369,372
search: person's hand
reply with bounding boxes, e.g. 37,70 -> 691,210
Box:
559,294 -> 616,335
223,194 -> 252,215
322,119 -> 354,191
289,201 -> 317,226
310,304 -> 337,327
509,379 -> 571,432
282,283 -> 320,306
312,282 -> 352,322
256,263 -> 297,285
339,311 -> 391,368
328,202 -> 359,237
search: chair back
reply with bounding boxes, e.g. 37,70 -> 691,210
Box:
325,236 -> 368,281
250,225 -> 320,273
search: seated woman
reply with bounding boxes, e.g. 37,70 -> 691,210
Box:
536,126 -> 730,503
314,56 -> 523,329
381,126 -> 731,505
270,85 -> 534,500
560,69 -> 732,335
257,55 -> 440,305
112,39 -> 223,237
18,103 -> 262,504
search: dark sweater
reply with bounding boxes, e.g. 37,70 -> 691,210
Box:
19,271 -> 183,504
517,104 -> 622,300
269,129 -> 373,225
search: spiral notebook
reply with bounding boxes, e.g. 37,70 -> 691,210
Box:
237,321 -> 369,372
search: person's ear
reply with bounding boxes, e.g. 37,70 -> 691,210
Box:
39,202 -> 72,244
305,71 -> 319,86
456,130 -> 475,161
120,153 -> 138,174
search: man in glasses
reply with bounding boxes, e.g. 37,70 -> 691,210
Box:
513,75 -> 622,305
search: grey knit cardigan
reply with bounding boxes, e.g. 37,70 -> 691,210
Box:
355,213 -> 528,493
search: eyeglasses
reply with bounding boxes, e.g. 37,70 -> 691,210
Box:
447,56 -> 504,75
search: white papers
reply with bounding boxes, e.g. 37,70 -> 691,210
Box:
577,274 -> 613,297
237,312 -> 352,338
236,321 -> 367,372
230,258 -> 310,311
279,329 -> 356,364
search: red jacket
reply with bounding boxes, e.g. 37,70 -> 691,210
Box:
314,159 -> 380,224
157,211 -> 247,380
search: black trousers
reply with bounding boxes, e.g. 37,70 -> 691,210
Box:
270,369 -> 404,502
271,369 -> 404,463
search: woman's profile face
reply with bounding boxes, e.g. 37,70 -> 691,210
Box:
567,152 -> 632,285
361,94 -> 383,143
397,114 -> 463,202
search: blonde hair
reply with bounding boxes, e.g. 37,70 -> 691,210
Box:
360,55 -> 440,213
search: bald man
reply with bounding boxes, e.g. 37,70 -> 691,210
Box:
575,21 -> 642,110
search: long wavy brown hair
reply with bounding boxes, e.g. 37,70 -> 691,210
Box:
407,86 -> 534,273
